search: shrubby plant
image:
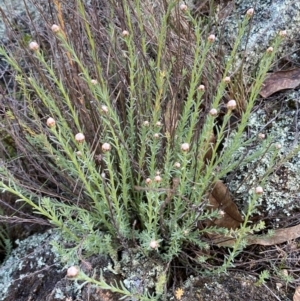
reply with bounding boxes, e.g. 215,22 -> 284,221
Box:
0,0 -> 289,299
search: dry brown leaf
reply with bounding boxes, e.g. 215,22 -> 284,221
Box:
209,180 -> 243,227
247,223 -> 300,246
293,286 -> 300,301
260,68 -> 300,98
211,223 -> 300,247
202,181 -> 243,246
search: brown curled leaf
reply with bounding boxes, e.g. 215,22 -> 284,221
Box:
260,68 -> 300,98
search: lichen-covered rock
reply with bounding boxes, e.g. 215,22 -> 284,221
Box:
220,0 -> 300,73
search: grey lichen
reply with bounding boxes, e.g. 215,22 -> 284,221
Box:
224,97 -> 300,217
0,229 -> 61,300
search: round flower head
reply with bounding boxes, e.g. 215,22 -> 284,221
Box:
143,120 -> 149,126
209,108 -> 218,117
275,143 -> 282,150
51,24 -> 60,33
174,162 -> 181,168
149,240 -> 159,249
46,117 -> 56,128
223,76 -> 231,83
153,133 -> 160,139
266,47 -> 273,53
122,30 -> 129,37
154,175 -> 162,183
145,178 -> 152,185
67,266 -> 79,278
91,79 -> 98,85
227,100 -> 237,110
180,3 -> 188,11
246,8 -> 254,17
207,34 -> 216,43
181,143 -> 190,152
255,186 -> 263,195
279,30 -> 287,37
258,133 -> 265,140
75,133 -> 85,143
101,105 -> 108,113
29,41 -> 39,51
197,85 -> 205,91
156,121 -> 162,127
102,142 -> 111,152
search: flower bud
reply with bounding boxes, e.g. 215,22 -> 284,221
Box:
143,121 -> 149,126
174,162 -> 181,168
75,133 -> 85,143
275,143 -> 282,149
67,266 -> 79,278
209,108 -> 218,117
266,47 -> 273,53
51,24 -> 60,33
154,175 -> 162,183
154,133 -> 160,139
207,34 -> 216,43
122,30 -> 129,37
145,178 -> 152,185
227,100 -> 237,110
101,105 -> 108,113
156,121 -> 162,126
279,30 -> 287,37
102,142 -> 111,152
258,133 -> 265,140
246,8 -> 254,17
91,79 -> 98,85
149,240 -> 159,249
223,76 -> 231,83
197,85 -> 205,91
46,117 -> 56,128
29,41 -> 39,51
255,186 -> 263,195
180,3 -> 188,11
181,143 -> 190,152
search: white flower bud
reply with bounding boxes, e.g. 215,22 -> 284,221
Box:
227,100 -> 237,110
180,3 -> 188,11
91,79 -> 98,85
174,162 -> 181,168
181,143 -> 190,152
275,143 -> 282,150
154,175 -> 162,183
122,30 -> 129,37
153,133 -> 160,139
46,117 -> 56,128
29,41 -> 39,51
255,186 -> 263,195
156,121 -> 162,127
197,85 -> 205,91
75,133 -> 85,143
102,142 -> 111,152
246,8 -> 254,17
207,34 -> 216,43
149,240 -> 159,249
67,266 -> 79,277
51,24 -> 60,33
143,121 -> 149,126
258,133 -> 265,140
223,76 -> 231,83
279,30 -> 287,37
209,108 -> 218,117
101,105 -> 108,113
145,178 -> 152,185
266,47 -> 273,53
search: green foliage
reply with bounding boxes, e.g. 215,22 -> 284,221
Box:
0,0 -> 289,299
